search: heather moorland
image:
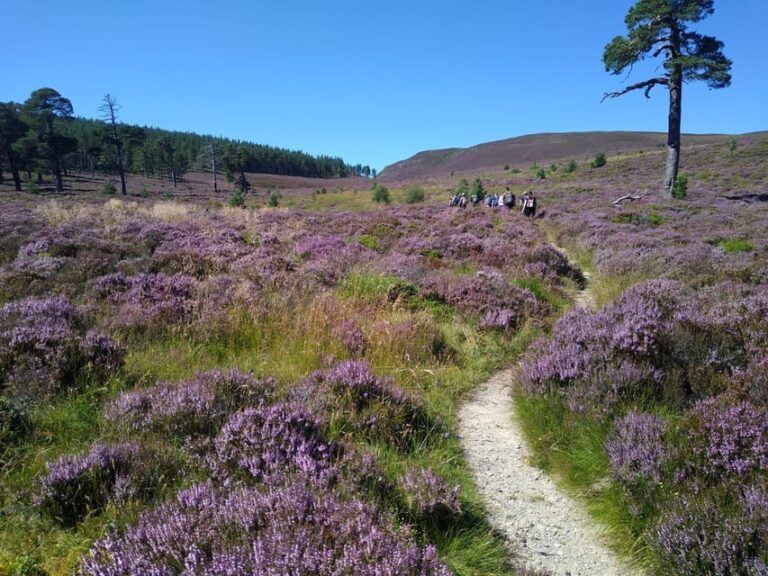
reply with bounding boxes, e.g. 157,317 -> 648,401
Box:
1,132 -> 767,576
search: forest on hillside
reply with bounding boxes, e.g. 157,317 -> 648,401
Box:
0,89 -> 371,195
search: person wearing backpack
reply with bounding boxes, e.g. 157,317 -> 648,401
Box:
504,187 -> 515,209
522,191 -> 536,217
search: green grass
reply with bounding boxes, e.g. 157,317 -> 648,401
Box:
717,237 -> 754,253
513,393 -> 651,569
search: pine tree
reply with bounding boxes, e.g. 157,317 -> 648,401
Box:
602,0 -> 731,197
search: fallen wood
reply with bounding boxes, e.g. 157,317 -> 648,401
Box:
613,194 -> 644,206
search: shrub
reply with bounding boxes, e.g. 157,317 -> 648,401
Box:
503,163 -> 510,171
332,319 -> 367,357
455,178 -> 469,197
294,360 -> 434,450
672,174 -> 688,199
25,180 -> 39,194
591,152 -> 607,168
0,296 -> 123,401
357,234 -> 382,252
267,190 -> 281,207
371,183 -> 391,204
470,177 -> 485,200
81,479 -> 452,576
107,369 -> 274,437
0,396 -> 31,446
101,179 -> 117,195
228,188 -> 245,207
684,399 -> 768,482
565,159 -> 578,173
536,168 -> 547,179
605,412 -> 669,516
653,486 -> 768,576
212,402 -> 334,482
35,442 -> 157,526
404,185 -> 426,204
399,466 -> 461,520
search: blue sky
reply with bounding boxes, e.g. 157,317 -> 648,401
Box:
3,0 -> 766,171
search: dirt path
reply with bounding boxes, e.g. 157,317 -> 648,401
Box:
457,247 -> 638,575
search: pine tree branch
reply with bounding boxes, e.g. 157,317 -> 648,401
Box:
601,77 -> 668,101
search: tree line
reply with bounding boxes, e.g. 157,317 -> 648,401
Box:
0,88 -> 371,195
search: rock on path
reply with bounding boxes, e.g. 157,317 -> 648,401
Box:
458,369 -> 639,576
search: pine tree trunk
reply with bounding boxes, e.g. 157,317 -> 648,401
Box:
211,142 -> 218,193
663,34 -> 683,199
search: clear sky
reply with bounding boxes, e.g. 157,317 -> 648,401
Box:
3,1 -> 766,171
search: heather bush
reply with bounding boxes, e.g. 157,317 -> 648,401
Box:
107,369 -> 274,438
332,318 -> 367,357
421,269 -> 539,331
81,478 -> 452,575
295,360 -> 435,450
519,279 -> 746,416
605,412 -> 670,517
151,225 -> 252,277
35,442 -> 158,527
95,272 -> 197,331
399,466 -> 461,521
652,486 -> 768,576
0,296 -> 123,401
212,402 -> 334,482
682,398 -> 768,483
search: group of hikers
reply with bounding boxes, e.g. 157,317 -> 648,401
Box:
449,187 -> 537,217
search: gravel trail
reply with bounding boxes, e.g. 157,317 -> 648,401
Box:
458,369 -> 638,575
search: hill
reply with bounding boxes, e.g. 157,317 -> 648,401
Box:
378,131 -> 748,181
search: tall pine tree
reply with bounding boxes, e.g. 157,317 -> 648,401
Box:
602,0 -> 731,198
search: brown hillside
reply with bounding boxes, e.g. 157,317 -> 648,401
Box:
378,131 -> 750,182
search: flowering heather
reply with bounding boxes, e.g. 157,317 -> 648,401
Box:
12,238 -> 69,277
81,478 -> 452,576
421,269 -> 539,330
520,280 -> 717,415
295,360 -> 434,449
36,442 -> 150,526
295,235 -> 373,286
0,203 -> 43,264
399,466 -> 462,519
332,318 -> 367,357
685,398 -> 768,481
152,224 -> 253,277
107,369 -> 274,437
653,486 -> 768,576
605,412 -> 670,516
212,402 -> 334,482
0,295 -> 122,400
369,251 -> 428,283
94,272 -> 196,331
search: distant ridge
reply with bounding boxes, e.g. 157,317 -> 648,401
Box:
379,131 -> 742,181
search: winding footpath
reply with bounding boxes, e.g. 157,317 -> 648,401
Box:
458,254 -> 638,575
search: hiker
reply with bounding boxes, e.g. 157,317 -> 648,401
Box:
504,187 -> 515,209
522,191 -> 536,217
459,195 -> 467,208
449,194 -> 457,207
